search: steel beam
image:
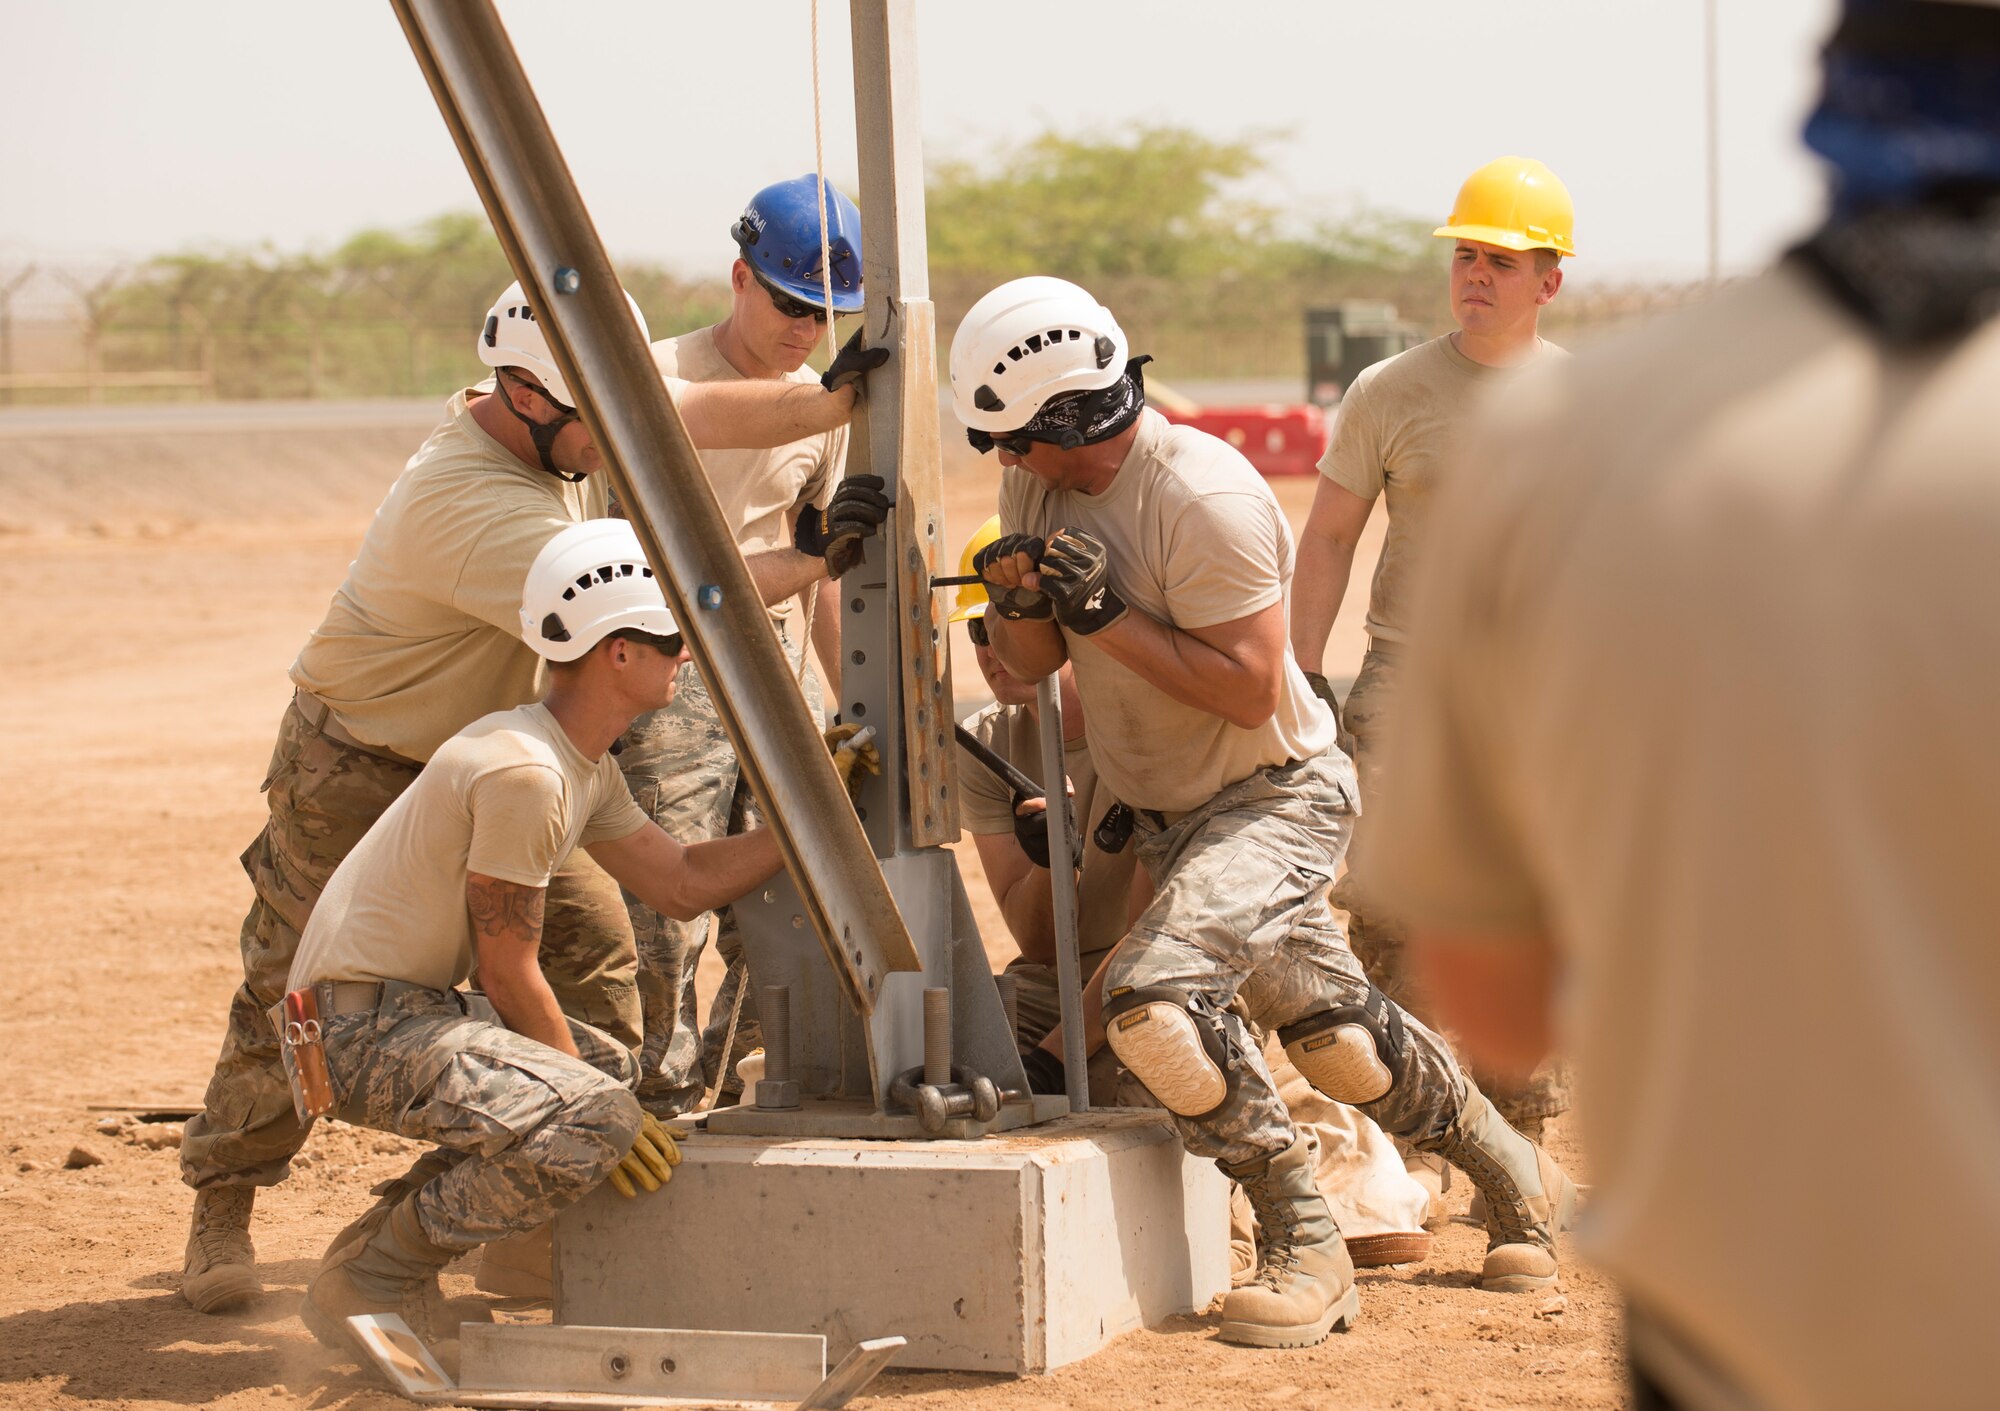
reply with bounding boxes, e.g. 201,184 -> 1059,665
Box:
389,0 -> 919,1009
1036,677 -> 1091,1113
847,0 -> 958,851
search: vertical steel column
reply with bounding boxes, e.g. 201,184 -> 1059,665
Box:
1036,678 -> 1091,1113
845,0 -> 958,855
388,0 -> 919,1012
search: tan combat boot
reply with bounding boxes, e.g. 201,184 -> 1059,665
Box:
472,1221 -> 552,1302
182,1185 -> 261,1313
1431,1088 -> 1577,1293
321,1148 -> 461,1270
1216,1136 -> 1361,1348
301,1196 -> 460,1368
1468,1114 -> 1568,1229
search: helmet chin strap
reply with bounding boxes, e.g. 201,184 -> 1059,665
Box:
496,368 -> 587,483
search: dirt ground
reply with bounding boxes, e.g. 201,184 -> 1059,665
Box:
0,401 -> 1622,1410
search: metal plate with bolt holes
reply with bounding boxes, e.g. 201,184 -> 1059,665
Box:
348,1316 -> 904,1410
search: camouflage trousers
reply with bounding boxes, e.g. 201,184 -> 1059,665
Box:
1107,751 -> 1471,1167
180,695 -> 643,1191
1004,946 -> 1112,1050
1333,646 -> 1570,1129
618,621 -> 818,1112
1005,949 -> 1125,1105
321,984 -> 641,1250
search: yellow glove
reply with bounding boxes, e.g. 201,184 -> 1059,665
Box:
823,723 -> 882,800
608,1112 -> 681,1199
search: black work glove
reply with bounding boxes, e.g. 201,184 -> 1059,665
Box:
1037,529 -> 1128,636
972,533 -> 1053,621
820,327 -> 889,393
1304,670 -> 1357,758
795,474 -> 891,578
1012,794 -> 1053,869
1020,1046 -> 1068,1097
1011,790 -> 1084,871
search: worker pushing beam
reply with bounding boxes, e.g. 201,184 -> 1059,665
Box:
388,0 -> 1060,1135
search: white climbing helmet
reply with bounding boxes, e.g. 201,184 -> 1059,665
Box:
519,519 -> 679,663
477,280 -> 651,407
948,276 -> 1128,433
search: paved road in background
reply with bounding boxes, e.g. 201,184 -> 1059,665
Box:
0,398 -> 442,438
0,379 -> 1310,439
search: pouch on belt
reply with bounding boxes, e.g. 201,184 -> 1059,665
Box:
266,988 -> 336,1124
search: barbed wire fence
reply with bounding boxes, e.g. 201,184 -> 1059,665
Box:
0,255 -> 1719,408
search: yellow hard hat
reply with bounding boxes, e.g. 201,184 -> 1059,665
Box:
950,515 -> 1001,623
1433,156 -> 1577,258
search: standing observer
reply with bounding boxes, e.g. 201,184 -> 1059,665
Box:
1289,157 -> 1577,1213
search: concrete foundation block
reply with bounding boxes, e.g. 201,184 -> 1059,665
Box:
554,1111 -> 1230,1375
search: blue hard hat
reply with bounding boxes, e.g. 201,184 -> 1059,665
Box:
730,175 -> 865,314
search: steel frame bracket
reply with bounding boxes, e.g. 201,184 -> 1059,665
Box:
347,1315 -> 904,1410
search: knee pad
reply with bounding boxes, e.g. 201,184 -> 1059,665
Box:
1280,985 -> 1405,1105
1103,986 -> 1235,1119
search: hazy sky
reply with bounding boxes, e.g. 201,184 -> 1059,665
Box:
6,1 -> 1834,291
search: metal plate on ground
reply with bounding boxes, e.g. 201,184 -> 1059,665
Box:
348,1316 -> 904,1410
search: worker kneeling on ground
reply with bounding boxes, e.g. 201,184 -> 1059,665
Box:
952,277 -> 1574,1349
285,519 -> 876,1365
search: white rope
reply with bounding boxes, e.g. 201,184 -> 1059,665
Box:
808,2 -> 832,353
800,0 -> 840,709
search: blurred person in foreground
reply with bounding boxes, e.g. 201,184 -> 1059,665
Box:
1360,3 -> 2000,1407
1290,156 -> 1578,1215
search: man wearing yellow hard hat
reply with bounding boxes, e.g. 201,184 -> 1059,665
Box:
1288,156 -> 1576,1214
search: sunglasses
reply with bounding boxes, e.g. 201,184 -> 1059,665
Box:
754,270 -> 831,324
965,615 -> 990,648
620,628 -> 685,659
969,426 -> 1065,457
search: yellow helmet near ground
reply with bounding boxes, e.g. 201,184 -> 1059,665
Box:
951,515 -> 1001,623
1434,156 -> 1577,257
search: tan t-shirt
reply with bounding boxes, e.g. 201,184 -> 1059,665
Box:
956,699 -> 1137,969
651,326 -> 845,623
1320,334 -> 1565,644
291,385 -> 680,762
1001,409 -> 1335,814
1361,266 -> 2000,1411
291,703 -> 649,993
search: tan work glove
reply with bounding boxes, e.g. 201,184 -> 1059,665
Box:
608,1112 -> 681,1198
823,722 -> 883,800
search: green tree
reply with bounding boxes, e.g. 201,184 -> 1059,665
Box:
927,124 -> 1279,281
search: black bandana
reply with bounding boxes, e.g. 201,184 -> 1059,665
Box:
968,356 -> 1152,454
1792,184 -> 2000,343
